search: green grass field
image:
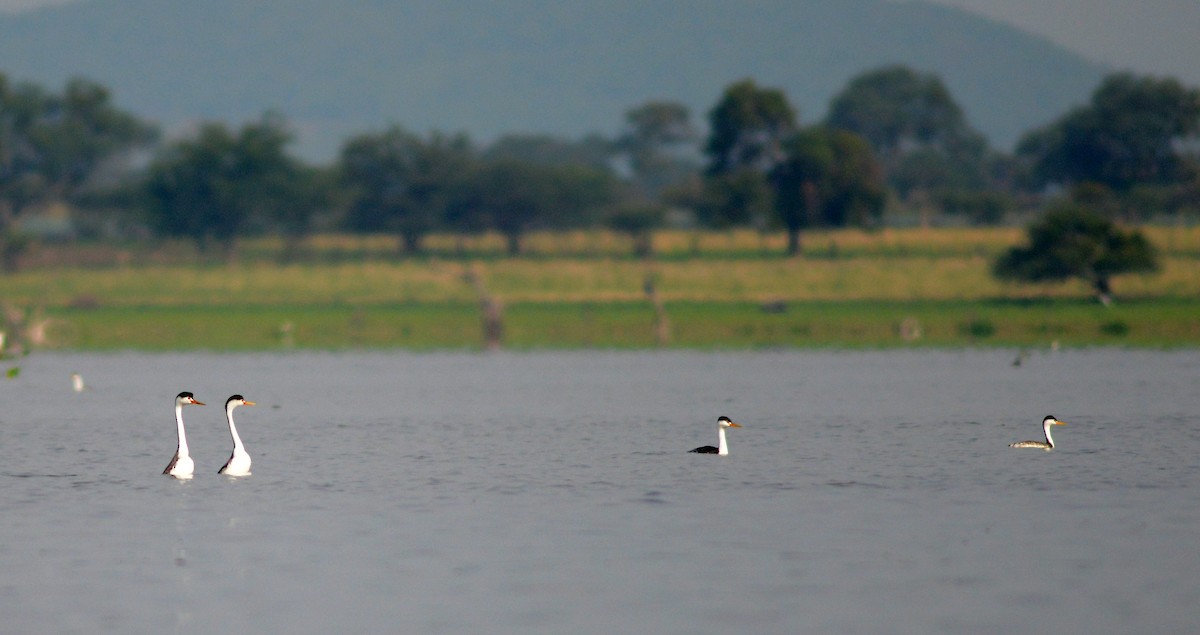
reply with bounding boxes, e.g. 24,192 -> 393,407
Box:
26,298 -> 1199,350
4,227 -> 1199,351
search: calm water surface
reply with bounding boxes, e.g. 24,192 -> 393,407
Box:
1,349 -> 1198,634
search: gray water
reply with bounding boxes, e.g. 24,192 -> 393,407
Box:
1,349 -> 1198,634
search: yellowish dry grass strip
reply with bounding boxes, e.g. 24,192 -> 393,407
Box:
221,225 -> 1200,260
4,254 -> 1198,309
20,226 -> 1200,271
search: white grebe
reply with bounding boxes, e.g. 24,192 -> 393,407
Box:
218,395 -> 256,476
163,392 -> 205,479
690,416 -> 743,455
1009,415 -> 1067,450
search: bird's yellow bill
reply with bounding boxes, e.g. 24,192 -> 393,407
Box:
244,401 -> 257,406
194,400 -> 206,406
729,422 -> 742,427
1055,419 -> 1066,425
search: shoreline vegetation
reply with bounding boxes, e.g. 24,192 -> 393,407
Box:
4,228 -> 1199,351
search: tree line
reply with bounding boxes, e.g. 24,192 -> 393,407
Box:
2,66 -> 1198,273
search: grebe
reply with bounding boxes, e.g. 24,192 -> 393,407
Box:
690,416 -> 743,455
218,395 -> 256,476
1009,415 -> 1067,450
163,392 -> 205,479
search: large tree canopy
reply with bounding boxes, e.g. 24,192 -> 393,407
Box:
340,127 -> 474,255
1017,73 -> 1200,192
1,74 -> 156,270
697,80 -> 797,232
826,66 -> 980,158
993,203 -> 1158,304
464,158 -> 616,256
694,168 -> 775,230
770,126 -> 885,254
825,65 -> 989,198
704,79 -> 797,175
143,113 -> 306,257
618,100 -> 698,198
1,76 -> 157,206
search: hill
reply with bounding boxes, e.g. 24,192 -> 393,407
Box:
0,0 -> 1107,159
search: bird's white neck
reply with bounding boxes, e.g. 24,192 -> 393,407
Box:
174,404 -> 189,456
226,405 -> 244,451
1043,420 -> 1056,448
717,425 -> 729,455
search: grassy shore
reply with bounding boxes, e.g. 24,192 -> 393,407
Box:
4,227 -> 1199,350
30,298 -> 1199,350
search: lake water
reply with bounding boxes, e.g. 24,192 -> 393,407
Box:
1,349 -> 1198,634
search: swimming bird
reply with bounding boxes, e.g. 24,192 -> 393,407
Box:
690,416 -> 742,455
1009,415 -> 1067,450
163,392 -> 205,479
218,395 -> 256,476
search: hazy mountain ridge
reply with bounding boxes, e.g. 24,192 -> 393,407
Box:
0,0 -> 1107,159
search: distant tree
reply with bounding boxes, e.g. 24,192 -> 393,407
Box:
705,79 -> 797,176
935,189 -> 1011,225
339,127 -> 474,255
694,168 -> 775,230
274,164 -> 338,262
827,66 -> 973,157
993,203 -> 1158,305
1158,167 -> 1200,221
889,147 -> 990,198
1017,73 -> 1200,194
143,113 -> 303,259
699,80 -> 796,231
605,203 -> 666,258
0,74 -> 156,270
769,126 -> 886,255
466,159 -> 616,256
618,100 -> 699,198
24,78 -> 158,196
547,164 -> 619,230
826,65 -> 990,201
622,101 -> 696,155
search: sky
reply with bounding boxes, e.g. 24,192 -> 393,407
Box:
0,0 -> 1197,86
